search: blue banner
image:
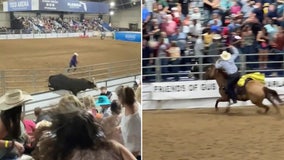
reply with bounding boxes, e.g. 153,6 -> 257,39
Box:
114,32 -> 141,43
39,0 -> 109,13
8,0 -> 32,11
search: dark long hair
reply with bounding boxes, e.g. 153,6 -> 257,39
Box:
35,107 -> 111,160
0,105 -> 22,139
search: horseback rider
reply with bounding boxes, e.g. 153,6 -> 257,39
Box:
215,45 -> 240,104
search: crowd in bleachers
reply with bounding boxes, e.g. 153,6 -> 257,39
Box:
13,16 -> 106,34
142,0 -> 284,82
0,84 -> 141,160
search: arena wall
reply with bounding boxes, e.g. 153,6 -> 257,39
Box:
24,74 -> 141,115
0,12 -> 10,27
143,78 -> 284,110
13,12 -> 37,17
111,6 -> 141,29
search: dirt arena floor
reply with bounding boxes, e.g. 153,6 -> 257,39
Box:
0,37 -> 140,93
143,106 -> 284,160
0,37 -> 140,69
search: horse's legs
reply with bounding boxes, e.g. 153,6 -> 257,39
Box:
255,103 -> 270,114
215,99 -> 220,111
215,97 -> 230,112
269,100 -> 280,114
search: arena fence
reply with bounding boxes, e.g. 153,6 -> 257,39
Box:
0,59 -> 140,95
142,53 -> 284,110
0,31 -> 114,40
143,53 -> 284,82
24,74 -> 141,116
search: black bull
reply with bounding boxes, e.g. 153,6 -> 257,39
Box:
48,74 -> 97,95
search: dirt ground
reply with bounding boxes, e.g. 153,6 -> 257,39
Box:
0,37 -> 140,69
143,106 -> 284,160
0,37 -> 140,93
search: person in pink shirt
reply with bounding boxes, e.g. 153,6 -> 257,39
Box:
231,1 -> 241,15
161,14 -> 177,42
21,114 -> 36,154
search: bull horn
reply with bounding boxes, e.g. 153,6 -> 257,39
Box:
92,77 -> 98,90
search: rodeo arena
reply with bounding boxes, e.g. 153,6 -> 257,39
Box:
143,0 -> 284,159
0,0 -> 141,159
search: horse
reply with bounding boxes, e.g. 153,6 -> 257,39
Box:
204,65 -> 282,114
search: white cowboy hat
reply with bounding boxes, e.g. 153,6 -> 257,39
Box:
213,34 -> 222,40
74,52 -> 79,56
0,89 -> 32,111
234,35 -> 242,40
220,51 -> 231,60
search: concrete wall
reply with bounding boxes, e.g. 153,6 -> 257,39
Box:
111,6 -> 140,29
0,12 -> 10,27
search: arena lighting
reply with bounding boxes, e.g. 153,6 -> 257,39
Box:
110,2 -> 115,7
110,11 -> 114,15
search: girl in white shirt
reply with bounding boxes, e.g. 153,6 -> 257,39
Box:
116,86 -> 141,160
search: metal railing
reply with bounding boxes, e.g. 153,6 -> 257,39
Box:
0,59 -> 140,95
142,53 -> 284,82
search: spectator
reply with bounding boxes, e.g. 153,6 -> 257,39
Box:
95,96 -> 112,118
82,96 -> 98,119
32,107 -> 136,160
116,86 -> 141,160
179,0 -> 190,18
0,89 -> 31,159
34,107 -> 51,124
21,114 -> 36,154
157,37 -> 169,81
101,100 -> 124,145
167,41 -> 181,81
100,87 -> 113,100
257,26 -> 270,69
142,39 -> 154,81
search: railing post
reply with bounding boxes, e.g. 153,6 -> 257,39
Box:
198,56 -> 203,80
32,70 -> 37,92
240,54 -> 246,75
156,57 -> 161,82
0,71 -> 5,95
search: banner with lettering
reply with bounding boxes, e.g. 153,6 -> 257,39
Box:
39,0 -> 109,13
8,0 -> 32,11
150,78 -> 284,100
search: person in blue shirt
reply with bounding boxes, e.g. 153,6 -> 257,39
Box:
215,45 -> 240,104
68,53 -> 79,72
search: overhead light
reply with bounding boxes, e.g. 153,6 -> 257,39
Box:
110,2 -> 115,7
110,11 -> 114,15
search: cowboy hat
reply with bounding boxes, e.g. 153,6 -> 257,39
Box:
278,0 -> 284,3
0,89 -> 32,111
220,51 -> 231,60
213,34 -> 222,40
95,95 -> 111,106
74,52 -> 79,56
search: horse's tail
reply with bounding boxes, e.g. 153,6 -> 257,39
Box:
263,87 -> 283,104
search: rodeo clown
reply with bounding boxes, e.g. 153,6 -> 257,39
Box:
67,52 -> 79,72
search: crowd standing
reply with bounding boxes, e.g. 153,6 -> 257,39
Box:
143,0 -> 284,82
2,16 -> 108,34
0,84 -> 141,160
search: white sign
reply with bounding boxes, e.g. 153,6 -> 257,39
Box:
150,78 -> 284,100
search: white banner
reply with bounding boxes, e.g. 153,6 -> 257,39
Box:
150,78 -> 284,100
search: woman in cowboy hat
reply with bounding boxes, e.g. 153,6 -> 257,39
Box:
0,89 -> 32,159
215,45 -> 240,104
